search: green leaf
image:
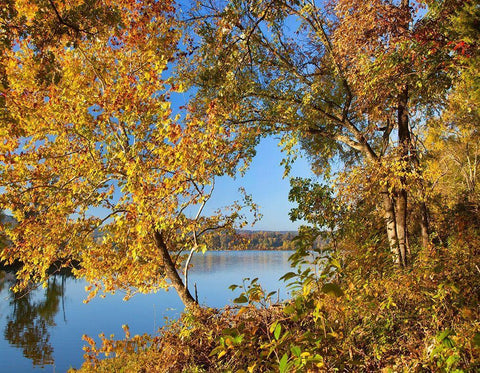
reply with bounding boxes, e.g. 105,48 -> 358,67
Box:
233,334 -> 244,344
321,283 -> 344,297
437,329 -> 455,348
279,353 -> 289,373
233,294 -> 248,304
280,272 -> 297,281
209,346 -> 224,356
283,304 -> 296,315
437,329 -> 453,342
291,345 -> 301,357
274,323 -> 282,340
267,291 -> 277,298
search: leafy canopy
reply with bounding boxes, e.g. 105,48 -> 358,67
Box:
0,0 -> 255,300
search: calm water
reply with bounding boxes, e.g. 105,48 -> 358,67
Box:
0,251 -> 293,372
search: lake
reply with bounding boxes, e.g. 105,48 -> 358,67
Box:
0,250 -> 294,372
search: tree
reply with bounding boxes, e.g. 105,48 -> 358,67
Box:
0,0 -> 255,308
184,0 -> 461,266
422,0 -> 480,236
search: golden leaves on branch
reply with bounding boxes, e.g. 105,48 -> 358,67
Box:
0,0 -> 253,302
335,148 -> 425,207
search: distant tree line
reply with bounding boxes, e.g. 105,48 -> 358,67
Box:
204,230 -> 322,251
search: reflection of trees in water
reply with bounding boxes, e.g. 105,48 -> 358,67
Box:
3,274 -> 66,367
191,251 -> 292,272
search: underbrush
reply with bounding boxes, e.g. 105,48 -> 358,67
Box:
72,229 -> 480,372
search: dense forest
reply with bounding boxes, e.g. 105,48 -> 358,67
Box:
1,0 -> 479,371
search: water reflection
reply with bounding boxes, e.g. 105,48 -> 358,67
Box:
191,250 -> 292,273
1,272 -> 66,367
0,250 -> 293,372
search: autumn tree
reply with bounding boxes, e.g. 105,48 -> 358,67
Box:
183,0 -> 465,266
421,0 -> 480,237
0,0 -> 256,308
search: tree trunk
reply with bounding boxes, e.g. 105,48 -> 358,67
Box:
153,230 -> 198,309
397,85 -> 410,267
395,189 -> 408,266
411,140 -> 430,249
382,187 -> 400,265
419,200 -> 429,248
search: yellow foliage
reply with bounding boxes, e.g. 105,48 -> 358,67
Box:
0,0 -> 256,301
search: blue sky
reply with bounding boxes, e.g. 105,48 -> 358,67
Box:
170,90 -> 317,232
203,136 -> 316,231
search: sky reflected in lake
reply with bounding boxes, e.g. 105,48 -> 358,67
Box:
0,250 -> 294,372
